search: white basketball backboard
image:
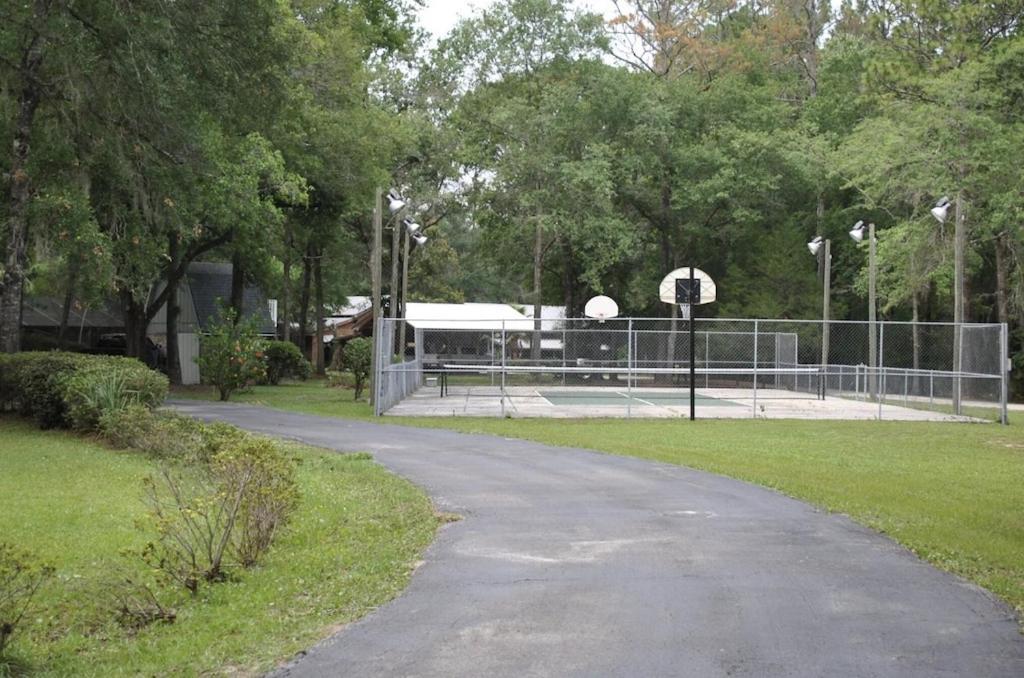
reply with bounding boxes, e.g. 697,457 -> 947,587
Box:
584,295 -> 619,320
659,268 -> 716,306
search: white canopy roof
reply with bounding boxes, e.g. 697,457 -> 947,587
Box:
405,302 -> 534,331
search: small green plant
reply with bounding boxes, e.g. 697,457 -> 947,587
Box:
139,435 -> 299,592
217,438 -> 299,567
0,543 -> 54,657
196,308 -> 267,401
62,365 -> 168,431
324,370 -> 354,389
339,338 -> 372,400
262,341 -> 311,385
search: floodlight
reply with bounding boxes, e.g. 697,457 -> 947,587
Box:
387,190 -> 406,214
849,220 -> 866,243
931,196 -> 951,224
807,235 -> 824,256
412,232 -> 428,247
403,217 -> 421,235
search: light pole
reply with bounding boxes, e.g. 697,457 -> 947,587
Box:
387,191 -> 409,334
370,189 -> 406,407
808,235 -> 831,398
850,221 -> 877,399
398,217 -> 427,357
931,194 -> 963,414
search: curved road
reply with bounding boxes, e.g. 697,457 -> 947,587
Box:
172,401 -> 1024,678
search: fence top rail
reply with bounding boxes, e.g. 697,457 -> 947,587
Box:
394,317 -> 1005,329
379,363 -> 1003,379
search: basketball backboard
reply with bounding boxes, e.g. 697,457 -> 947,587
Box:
584,295 -> 619,320
659,268 -> 716,305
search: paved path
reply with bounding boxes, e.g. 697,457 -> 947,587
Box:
171,401 -> 1024,678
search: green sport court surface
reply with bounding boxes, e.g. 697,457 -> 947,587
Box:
539,390 -> 745,408
385,383 -> 977,421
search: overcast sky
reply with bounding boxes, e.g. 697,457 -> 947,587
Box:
416,0 -> 620,42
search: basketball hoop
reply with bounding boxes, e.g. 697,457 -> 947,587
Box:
658,267 -> 717,421
584,295 -> 619,323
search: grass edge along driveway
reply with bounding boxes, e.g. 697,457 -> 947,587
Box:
0,417 -> 439,676
174,381 -> 1024,625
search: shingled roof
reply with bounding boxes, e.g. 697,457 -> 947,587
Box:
185,262 -> 275,335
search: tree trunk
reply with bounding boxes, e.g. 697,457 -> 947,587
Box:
298,244 -> 312,360
58,264 -> 78,349
531,218 -> 543,368
120,290 -> 148,359
0,7 -> 48,353
165,233 -> 182,385
230,249 -> 244,323
995,232 -> 1010,326
314,248 -> 325,375
282,224 -> 292,342
912,290 -> 921,394
561,238 -> 576,318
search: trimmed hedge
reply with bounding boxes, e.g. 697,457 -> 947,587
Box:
262,341 -> 311,385
0,352 -> 168,430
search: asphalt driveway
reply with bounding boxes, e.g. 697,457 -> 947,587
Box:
170,400 -> 1024,678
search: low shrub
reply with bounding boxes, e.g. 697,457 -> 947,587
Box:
0,543 -> 54,657
0,352 -> 166,431
0,352 -> 90,428
99,407 -> 246,464
262,341 -> 311,385
338,338 -> 372,400
324,370 -> 354,389
196,309 -> 267,401
61,361 -> 168,431
140,434 -> 299,592
216,437 -> 299,568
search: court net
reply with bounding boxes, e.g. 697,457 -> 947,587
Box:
373,317 -> 1008,422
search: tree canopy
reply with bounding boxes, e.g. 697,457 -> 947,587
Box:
3,0 -> 1023,388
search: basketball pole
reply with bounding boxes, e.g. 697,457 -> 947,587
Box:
689,268 -> 696,421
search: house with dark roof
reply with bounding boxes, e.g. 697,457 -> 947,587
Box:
20,261 -> 276,385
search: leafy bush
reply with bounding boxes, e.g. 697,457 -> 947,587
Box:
61,361 -> 168,431
196,308 -> 267,401
217,438 -> 299,567
140,434 -> 298,592
262,341 -> 311,385
99,407 -> 244,464
324,370 -> 354,389
0,353 -> 165,430
338,338 -> 372,400
0,543 -> 54,656
0,352 -> 90,428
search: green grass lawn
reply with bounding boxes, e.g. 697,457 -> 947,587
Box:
0,418 -> 438,676
173,379 -> 375,420
175,380 -> 1024,623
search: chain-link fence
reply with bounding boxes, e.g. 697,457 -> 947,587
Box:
373,317 -> 1008,423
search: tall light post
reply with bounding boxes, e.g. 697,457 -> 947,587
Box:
370,189 -> 406,406
931,194 -> 963,414
387,191 -> 409,329
808,235 -> 831,398
850,221 -> 877,398
397,217 -> 428,356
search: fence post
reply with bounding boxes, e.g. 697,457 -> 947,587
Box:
955,323 -> 963,416
752,320 -> 759,418
877,323 -> 885,420
705,331 -> 710,389
500,321 -> 506,418
627,318 -> 633,419
562,325 -> 567,386
1001,322 -> 1009,425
